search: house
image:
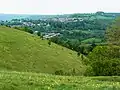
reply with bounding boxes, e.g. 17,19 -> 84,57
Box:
43,33 -> 61,39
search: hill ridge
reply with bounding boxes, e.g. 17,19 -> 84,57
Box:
0,26 -> 86,75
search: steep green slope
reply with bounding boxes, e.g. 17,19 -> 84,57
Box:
0,26 -> 85,75
0,71 -> 120,90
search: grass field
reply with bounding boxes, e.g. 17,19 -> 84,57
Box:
0,26 -> 86,74
0,71 -> 120,90
82,38 -> 102,44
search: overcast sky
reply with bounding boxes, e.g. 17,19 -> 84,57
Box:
0,0 -> 119,15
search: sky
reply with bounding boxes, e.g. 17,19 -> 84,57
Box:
0,0 -> 119,15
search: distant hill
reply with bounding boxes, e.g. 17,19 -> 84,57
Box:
69,12 -> 120,20
0,14 -> 29,21
0,26 -> 86,75
1,12 -> 120,21
0,14 -> 70,21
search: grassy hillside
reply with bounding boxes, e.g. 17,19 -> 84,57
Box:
0,71 -> 120,90
0,26 -> 85,75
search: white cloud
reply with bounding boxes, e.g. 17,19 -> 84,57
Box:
0,0 -> 119,14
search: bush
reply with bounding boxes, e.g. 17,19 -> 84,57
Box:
106,17 -> 120,45
37,31 -> 41,36
48,40 -> 51,46
84,66 -> 95,76
14,27 -> 33,34
55,70 -> 64,75
88,46 -> 120,76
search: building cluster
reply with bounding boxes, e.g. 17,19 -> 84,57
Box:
43,33 -> 61,39
50,17 -> 83,22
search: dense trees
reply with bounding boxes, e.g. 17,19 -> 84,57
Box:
14,26 -> 33,34
23,27 -> 33,34
88,46 -> 120,76
50,36 -> 96,55
106,17 -> 120,45
86,17 -> 120,76
25,19 -> 111,44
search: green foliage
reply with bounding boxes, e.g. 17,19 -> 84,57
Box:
79,45 -> 85,54
81,38 -> 102,44
48,40 -> 51,46
84,66 -> 95,76
40,35 -> 44,40
55,70 -> 64,75
106,17 -> 120,45
71,68 -> 76,76
37,31 -> 41,36
50,36 -> 97,55
77,52 -> 80,57
14,26 -> 33,34
23,27 -> 33,34
88,46 -> 120,76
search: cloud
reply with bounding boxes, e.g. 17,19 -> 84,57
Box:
0,0 -> 119,14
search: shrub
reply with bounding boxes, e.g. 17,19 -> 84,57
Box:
55,70 -> 64,75
84,66 -> 95,76
48,40 -> 51,46
37,31 -> 41,36
88,46 -> 120,76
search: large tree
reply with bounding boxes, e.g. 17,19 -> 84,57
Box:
106,17 -> 120,45
88,46 -> 120,76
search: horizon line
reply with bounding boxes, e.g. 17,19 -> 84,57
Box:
0,11 -> 120,15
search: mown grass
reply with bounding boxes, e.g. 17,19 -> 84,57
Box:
81,38 -> 102,44
0,26 -> 86,75
0,71 -> 120,90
